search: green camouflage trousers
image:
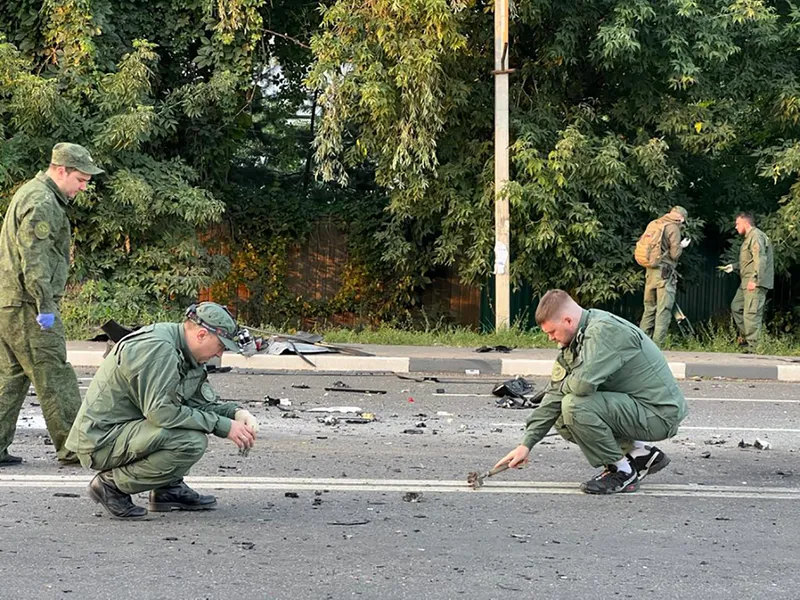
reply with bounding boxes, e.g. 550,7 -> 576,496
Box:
0,303 -> 80,460
640,267 -> 676,347
731,287 -> 767,347
85,420 -> 208,494
554,392 -> 684,467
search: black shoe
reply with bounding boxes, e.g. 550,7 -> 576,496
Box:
581,465 -> 639,495
0,453 -> 23,466
149,480 -> 217,512
88,472 -> 148,520
627,445 -> 670,480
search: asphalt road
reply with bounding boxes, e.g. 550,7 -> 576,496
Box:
2,370 -> 799,599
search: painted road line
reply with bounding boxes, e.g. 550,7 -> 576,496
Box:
489,423 -> 800,435
432,394 -> 800,403
680,426 -> 800,433
0,475 -> 797,500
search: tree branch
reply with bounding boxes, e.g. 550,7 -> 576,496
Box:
263,29 -> 311,50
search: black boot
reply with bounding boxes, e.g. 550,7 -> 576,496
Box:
88,471 -> 148,520
0,453 -> 23,466
149,480 -> 217,512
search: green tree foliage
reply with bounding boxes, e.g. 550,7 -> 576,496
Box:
310,0 -> 800,304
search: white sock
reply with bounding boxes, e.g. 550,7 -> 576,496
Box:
614,457 -> 633,474
629,442 -> 650,458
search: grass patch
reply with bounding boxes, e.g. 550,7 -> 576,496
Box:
320,323 -> 551,348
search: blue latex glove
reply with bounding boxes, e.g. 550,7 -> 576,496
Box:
36,313 -> 55,330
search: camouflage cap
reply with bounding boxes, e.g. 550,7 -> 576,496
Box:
191,302 -> 240,352
51,143 -> 104,175
671,205 -> 688,220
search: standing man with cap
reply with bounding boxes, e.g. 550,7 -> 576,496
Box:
0,143 -> 103,466
66,302 -> 260,520
720,212 -> 774,352
637,206 -> 690,347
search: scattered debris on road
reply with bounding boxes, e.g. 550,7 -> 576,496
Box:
738,438 -> 771,450
324,386 -> 387,394
492,377 -> 545,409
474,345 -> 514,353
402,492 -> 423,503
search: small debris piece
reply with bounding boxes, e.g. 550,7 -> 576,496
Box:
436,411 -> 453,416
164,537 -> 179,541
53,492 -> 80,498
465,369 -> 480,375
238,541 -> 255,550
265,396 -> 292,407
402,492 -> 423,503
284,492 -> 299,499
281,412 -> 299,419
754,439 -> 771,450
436,388 -> 446,394
307,406 -> 363,414
291,383 -> 310,389
704,439 -> 727,446
327,520 -> 370,526
701,451 -> 712,458
403,429 -> 424,435
317,416 -> 340,426
415,421 -> 427,428
738,439 -> 752,448
324,387 -> 387,395
331,381 -> 350,388
312,498 -> 323,506
407,397 -> 414,403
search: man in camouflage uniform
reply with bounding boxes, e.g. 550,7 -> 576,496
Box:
66,302 -> 259,520
639,206 -> 691,347
496,290 -> 688,494
720,212 -> 774,352
0,143 -> 103,466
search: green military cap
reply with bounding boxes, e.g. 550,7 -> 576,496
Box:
190,302 -> 240,352
51,143 -> 104,175
671,205 -> 688,220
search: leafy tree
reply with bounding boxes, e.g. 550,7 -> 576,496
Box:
309,0 -> 800,306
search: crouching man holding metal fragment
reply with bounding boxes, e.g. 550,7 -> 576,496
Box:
66,302 -> 259,520
495,290 -> 688,495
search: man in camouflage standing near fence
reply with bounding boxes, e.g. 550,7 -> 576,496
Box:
720,212 -> 774,352
0,143 -> 103,465
638,206 -> 691,347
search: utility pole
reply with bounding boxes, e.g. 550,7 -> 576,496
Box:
493,0 -> 511,330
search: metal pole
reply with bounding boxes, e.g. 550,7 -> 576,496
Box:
494,0 -> 511,330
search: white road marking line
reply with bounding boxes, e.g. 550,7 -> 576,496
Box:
435,394 -> 800,403
686,397 -> 800,404
489,423 -> 800,434
0,475 -> 797,500
680,426 -> 800,433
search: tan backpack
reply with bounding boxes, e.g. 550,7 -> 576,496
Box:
634,218 -> 667,268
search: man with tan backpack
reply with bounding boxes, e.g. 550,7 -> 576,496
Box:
635,206 -> 690,347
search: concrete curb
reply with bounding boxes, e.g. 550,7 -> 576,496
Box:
65,348 -> 799,381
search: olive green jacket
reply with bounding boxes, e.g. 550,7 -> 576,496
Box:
521,309 -> 687,448
0,172 -> 72,313
734,227 -> 774,290
66,323 -> 240,456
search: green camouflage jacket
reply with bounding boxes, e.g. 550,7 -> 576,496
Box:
522,309 -> 687,449
0,172 -> 71,313
735,227 -> 774,290
66,323 -> 240,457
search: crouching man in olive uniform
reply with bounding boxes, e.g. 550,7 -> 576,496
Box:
495,290 -> 688,494
66,302 -> 259,520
